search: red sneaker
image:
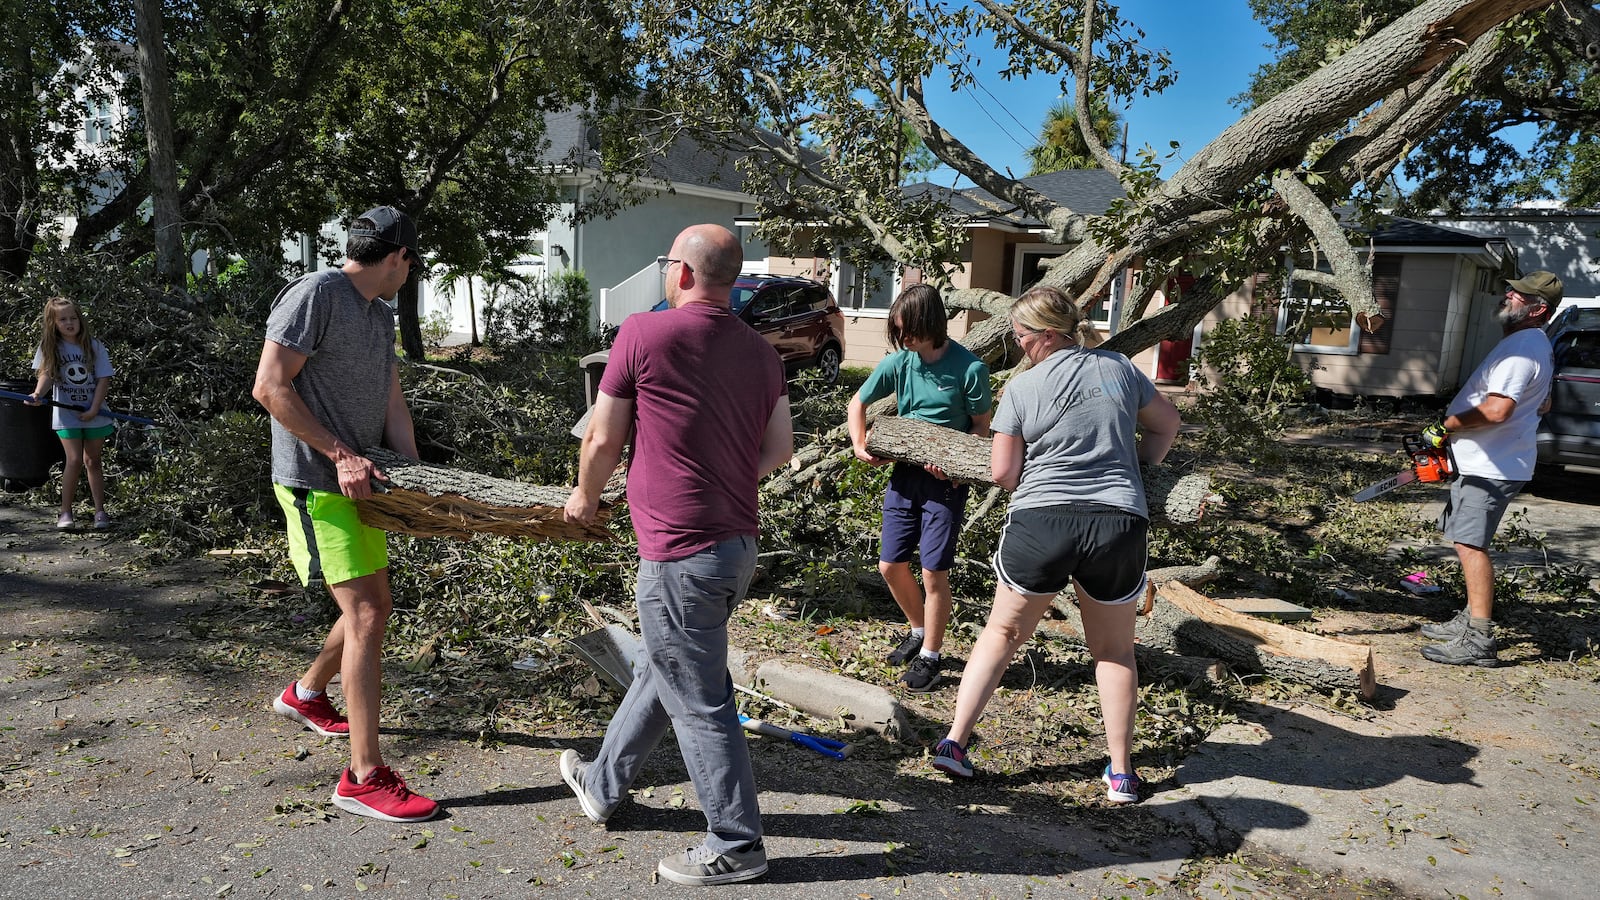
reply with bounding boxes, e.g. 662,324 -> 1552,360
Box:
273,682 -> 350,737
332,766 -> 439,822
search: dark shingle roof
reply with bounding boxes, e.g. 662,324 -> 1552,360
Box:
539,107 -> 756,195
1362,217 -> 1502,247
904,168 -> 1126,226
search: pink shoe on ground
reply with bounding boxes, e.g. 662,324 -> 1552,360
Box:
332,766 -> 438,822
272,682 -> 350,737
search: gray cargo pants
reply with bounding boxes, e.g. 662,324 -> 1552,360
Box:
585,535 -> 762,853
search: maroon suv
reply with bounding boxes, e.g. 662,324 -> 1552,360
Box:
649,274 -> 847,383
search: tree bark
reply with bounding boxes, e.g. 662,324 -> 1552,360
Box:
863,415 -> 1215,525
1140,582 -> 1376,699
398,276 -> 424,360
1037,619 -> 1229,685
133,0 -> 186,287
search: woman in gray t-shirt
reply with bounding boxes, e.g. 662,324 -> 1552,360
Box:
930,286 -> 1181,804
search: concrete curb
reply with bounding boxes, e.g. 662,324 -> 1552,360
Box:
729,649 -> 909,740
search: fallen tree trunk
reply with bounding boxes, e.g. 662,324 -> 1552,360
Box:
1045,576 -> 1373,698
355,448 -> 614,542
1146,582 -> 1376,699
864,416 -> 1216,526
1036,619 -> 1229,686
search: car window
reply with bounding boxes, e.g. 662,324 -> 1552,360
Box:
1555,332 -> 1600,369
801,287 -> 831,312
729,287 -> 758,315
749,287 -> 796,319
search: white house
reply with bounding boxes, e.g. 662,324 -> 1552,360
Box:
420,108 -> 773,338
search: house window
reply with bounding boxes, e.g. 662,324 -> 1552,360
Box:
1013,244 -> 1111,327
1278,285 -> 1360,355
843,261 -> 897,315
83,98 -> 115,145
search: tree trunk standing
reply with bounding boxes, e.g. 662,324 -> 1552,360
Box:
398,277 -> 424,359
132,0 -> 184,288
0,101 -> 40,281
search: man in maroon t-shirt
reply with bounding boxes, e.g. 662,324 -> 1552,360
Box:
561,224 -> 792,886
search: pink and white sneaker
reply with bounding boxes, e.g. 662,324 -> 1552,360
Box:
273,682 -> 350,737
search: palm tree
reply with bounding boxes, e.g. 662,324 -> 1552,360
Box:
1025,98 -> 1125,175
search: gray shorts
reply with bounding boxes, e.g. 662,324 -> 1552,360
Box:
1438,475 -> 1525,549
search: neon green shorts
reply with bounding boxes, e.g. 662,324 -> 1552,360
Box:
273,484 -> 389,587
56,424 -> 115,441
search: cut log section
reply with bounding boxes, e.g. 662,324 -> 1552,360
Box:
863,415 -> 1216,526
1148,582 -> 1375,699
1037,619 -> 1229,685
354,447 -> 613,543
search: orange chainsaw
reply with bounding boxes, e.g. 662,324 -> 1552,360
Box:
1352,433 -> 1457,502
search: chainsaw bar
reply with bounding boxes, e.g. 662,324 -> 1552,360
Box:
1352,468 -> 1418,502
1352,433 -> 1456,502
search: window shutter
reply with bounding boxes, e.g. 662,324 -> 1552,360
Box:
1359,255 -> 1400,355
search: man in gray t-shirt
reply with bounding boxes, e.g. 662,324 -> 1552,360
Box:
252,205 -> 437,824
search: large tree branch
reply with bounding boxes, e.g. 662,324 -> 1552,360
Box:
1271,170 -> 1378,324
1074,0 -> 1125,176
883,71 -> 1086,243
1036,0 -> 1547,320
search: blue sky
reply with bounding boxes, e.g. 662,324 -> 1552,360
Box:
921,2 -> 1277,186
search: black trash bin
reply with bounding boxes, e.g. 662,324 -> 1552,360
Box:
0,378 -> 63,491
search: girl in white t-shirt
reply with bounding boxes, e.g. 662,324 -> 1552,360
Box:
27,297 -> 117,530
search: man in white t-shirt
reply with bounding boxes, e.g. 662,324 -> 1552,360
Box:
1416,271 -> 1558,666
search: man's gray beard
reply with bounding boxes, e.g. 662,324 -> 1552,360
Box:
1496,301 -> 1533,328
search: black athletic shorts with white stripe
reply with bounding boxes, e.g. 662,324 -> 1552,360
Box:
991,502 -> 1149,605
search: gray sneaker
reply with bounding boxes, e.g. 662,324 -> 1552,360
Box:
1420,628 -> 1499,667
559,749 -> 612,824
657,840 -> 768,886
1420,608 -> 1470,641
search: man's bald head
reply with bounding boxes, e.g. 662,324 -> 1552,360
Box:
675,225 -> 742,287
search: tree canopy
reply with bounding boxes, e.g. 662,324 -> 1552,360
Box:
2,0 -> 634,350
609,0 -> 1590,360
1243,0 -> 1600,211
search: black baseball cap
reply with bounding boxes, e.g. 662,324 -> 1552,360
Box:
350,206 -> 419,257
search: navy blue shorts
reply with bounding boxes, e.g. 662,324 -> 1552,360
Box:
879,463 -> 969,572
992,503 -> 1149,605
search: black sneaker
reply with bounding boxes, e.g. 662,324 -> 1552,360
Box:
1420,628 -> 1499,667
886,629 -> 923,666
1419,608 -> 1469,641
900,655 -> 941,692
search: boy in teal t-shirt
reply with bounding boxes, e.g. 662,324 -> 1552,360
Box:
846,285 -> 992,692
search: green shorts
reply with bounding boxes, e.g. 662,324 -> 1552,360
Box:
55,424 -> 115,441
273,484 -> 389,587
